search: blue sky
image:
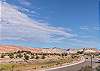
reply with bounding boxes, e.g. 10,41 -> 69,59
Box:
0,0 -> 100,49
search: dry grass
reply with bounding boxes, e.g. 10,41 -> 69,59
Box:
0,55 -> 80,71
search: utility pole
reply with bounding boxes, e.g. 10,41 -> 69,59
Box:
91,54 -> 93,71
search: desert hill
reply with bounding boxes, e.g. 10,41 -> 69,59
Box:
0,45 -> 67,54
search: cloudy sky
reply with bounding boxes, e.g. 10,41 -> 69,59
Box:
0,0 -> 100,49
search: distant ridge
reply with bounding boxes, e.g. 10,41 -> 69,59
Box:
0,45 -> 67,54
0,45 -> 42,53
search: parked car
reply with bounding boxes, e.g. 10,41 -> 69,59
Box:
95,60 -> 100,63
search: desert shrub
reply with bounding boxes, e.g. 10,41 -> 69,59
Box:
16,53 -> 23,58
96,65 -> 100,71
8,53 -> 14,59
24,54 -> 29,60
1,53 -> 5,58
30,55 -> 34,59
41,55 -> 45,59
35,55 -> 39,59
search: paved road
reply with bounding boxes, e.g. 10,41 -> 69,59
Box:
46,60 -> 100,71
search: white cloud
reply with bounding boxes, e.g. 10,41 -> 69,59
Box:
2,0 -> 6,2
93,26 -> 100,31
1,2 -> 74,44
17,7 -> 40,16
80,26 -> 89,30
80,25 -> 100,31
17,0 -> 31,6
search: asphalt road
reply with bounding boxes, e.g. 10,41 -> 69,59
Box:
46,59 -> 100,71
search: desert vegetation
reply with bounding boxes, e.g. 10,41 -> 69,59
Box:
96,65 -> 100,71
0,50 -> 81,71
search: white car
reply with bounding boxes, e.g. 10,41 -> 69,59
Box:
95,59 -> 100,63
